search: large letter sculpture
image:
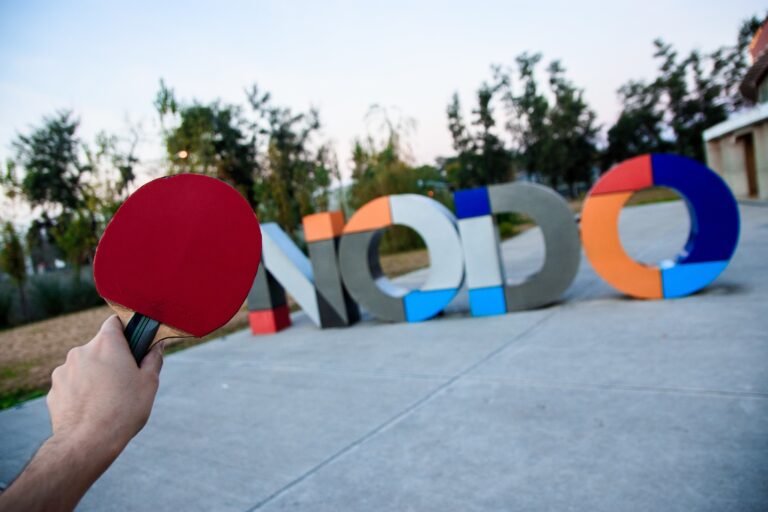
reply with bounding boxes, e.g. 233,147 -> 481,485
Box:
580,154 -> 740,298
303,211 -> 360,327
246,153 -> 741,334
454,182 -> 581,316
338,194 -> 464,322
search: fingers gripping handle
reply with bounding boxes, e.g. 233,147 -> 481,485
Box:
124,313 -> 161,365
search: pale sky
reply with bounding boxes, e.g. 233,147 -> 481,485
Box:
0,0 -> 764,188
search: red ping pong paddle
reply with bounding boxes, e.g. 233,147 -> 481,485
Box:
93,174 -> 262,363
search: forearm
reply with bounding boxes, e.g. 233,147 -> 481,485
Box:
0,431 -> 123,512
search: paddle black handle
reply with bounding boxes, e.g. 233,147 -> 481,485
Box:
124,313 -> 161,365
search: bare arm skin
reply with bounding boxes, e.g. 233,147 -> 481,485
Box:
0,316 -> 164,512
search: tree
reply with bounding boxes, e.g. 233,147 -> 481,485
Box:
52,211 -> 97,287
3,112 -> 138,277
445,82 -> 513,189
604,14 -> 765,167
602,80 -> 672,169
1,222 -> 28,320
156,81 -> 338,238
156,81 -> 258,208
5,111 -> 86,214
497,53 -> 599,195
252,98 -> 336,236
544,61 -> 600,195
81,130 -> 138,219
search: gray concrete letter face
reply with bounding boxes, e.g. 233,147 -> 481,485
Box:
338,194 -> 464,323
488,182 -> 581,311
247,263 -> 287,311
338,230 -> 406,322
308,238 -> 360,328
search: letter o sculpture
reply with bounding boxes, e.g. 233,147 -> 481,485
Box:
580,154 -> 740,299
338,194 -> 464,322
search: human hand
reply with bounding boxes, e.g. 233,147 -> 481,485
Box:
46,315 -> 164,457
0,316 -> 165,512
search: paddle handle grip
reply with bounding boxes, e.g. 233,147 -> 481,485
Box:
124,313 -> 161,365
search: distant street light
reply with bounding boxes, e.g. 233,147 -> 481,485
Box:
177,150 -> 189,159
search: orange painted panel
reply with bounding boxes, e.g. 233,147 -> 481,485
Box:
343,196 -> 392,234
590,154 -> 653,195
580,192 -> 663,299
303,210 -> 346,242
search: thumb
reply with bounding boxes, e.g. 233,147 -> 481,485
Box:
140,340 -> 164,376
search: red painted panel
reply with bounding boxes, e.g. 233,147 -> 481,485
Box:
590,154 -> 653,196
249,306 -> 291,334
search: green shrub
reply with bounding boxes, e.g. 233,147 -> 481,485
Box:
498,221 -> 518,240
33,280 -> 66,317
32,277 -> 104,320
379,225 -> 426,254
66,281 -> 104,312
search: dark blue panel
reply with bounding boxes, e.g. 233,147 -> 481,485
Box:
651,154 -> 740,264
453,187 -> 491,219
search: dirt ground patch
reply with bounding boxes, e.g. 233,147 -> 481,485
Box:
0,306 -> 249,409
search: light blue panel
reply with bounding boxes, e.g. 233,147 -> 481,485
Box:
403,288 -> 458,322
661,260 -> 728,298
260,222 -> 320,325
468,286 -> 507,317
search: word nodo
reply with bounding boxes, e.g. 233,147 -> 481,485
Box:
247,154 -> 740,334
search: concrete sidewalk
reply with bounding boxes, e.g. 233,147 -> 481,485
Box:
1,201 -> 767,511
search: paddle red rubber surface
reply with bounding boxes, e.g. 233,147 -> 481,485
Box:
93,174 -> 262,337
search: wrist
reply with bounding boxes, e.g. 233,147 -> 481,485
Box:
52,424 -> 127,467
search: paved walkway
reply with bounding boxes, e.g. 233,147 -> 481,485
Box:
1,201 -> 767,511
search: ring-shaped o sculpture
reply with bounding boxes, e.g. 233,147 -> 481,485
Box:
338,194 -> 464,322
580,153 -> 740,299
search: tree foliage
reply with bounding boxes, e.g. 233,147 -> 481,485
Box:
446,54 -> 599,196
156,80 -> 258,208
445,83 -> 513,188
604,14 -> 765,168
6,111 -> 85,212
501,54 -> 599,195
3,112 -> 138,282
156,82 -> 337,237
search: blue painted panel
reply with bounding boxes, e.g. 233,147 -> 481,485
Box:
403,288 -> 458,322
453,187 -> 491,219
468,286 -> 507,317
661,260 -> 728,298
651,154 -> 740,264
